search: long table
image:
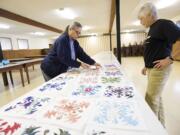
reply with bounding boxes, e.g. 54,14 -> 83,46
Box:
0,52 -> 168,135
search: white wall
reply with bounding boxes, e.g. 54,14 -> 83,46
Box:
0,32 -> 145,54
78,32 -> 146,56
0,33 -> 50,50
120,32 -> 146,46
111,32 -> 146,48
78,35 -> 110,56
29,38 -> 50,49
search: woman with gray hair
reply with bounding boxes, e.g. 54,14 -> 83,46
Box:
41,21 -> 101,81
138,3 -> 180,126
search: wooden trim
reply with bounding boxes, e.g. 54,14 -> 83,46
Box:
121,31 -> 146,34
0,8 -> 63,33
79,31 -> 146,38
108,0 -> 115,33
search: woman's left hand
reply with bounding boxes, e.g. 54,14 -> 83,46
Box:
94,63 -> 102,69
153,57 -> 173,69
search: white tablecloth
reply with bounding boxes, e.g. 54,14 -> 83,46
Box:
0,51 -> 168,135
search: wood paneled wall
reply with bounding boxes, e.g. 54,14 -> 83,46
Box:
2,49 -> 49,59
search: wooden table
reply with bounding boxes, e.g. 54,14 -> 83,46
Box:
20,58 -> 43,84
0,58 -> 43,87
25,55 -> 46,59
8,58 -> 31,62
0,63 -> 25,87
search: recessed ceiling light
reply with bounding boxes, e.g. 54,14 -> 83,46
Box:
57,8 -> 77,20
30,32 -> 45,36
0,23 -> 10,29
155,0 -> 178,9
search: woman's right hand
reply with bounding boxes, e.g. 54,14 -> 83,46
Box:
141,67 -> 147,75
80,62 -> 90,69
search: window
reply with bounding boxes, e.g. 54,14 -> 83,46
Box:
0,37 -> 12,50
17,39 -> 29,49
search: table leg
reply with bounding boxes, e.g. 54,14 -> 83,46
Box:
24,66 -> 30,84
20,68 -> 25,87
9,71 -> 14,85
2,72 -> 8,86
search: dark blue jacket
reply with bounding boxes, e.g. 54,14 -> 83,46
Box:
41,33 -> 95,78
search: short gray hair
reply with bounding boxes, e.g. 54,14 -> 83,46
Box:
64,21 -> 82,33
138,2 -> 157,18
69,21 -> 82,29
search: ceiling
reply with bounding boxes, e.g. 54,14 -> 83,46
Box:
112,0 -> 180,33
0,0 -> 180,39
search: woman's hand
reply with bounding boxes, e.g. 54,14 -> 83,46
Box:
80,62 -> 90,69
153,57 -> 173,69
94,63 -> 102,69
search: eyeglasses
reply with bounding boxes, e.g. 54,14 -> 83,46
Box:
73,29 -> 81,35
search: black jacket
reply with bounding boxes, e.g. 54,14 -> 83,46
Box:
41,33 -> 95,78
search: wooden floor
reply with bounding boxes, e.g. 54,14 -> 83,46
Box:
0,57 -> 180,135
